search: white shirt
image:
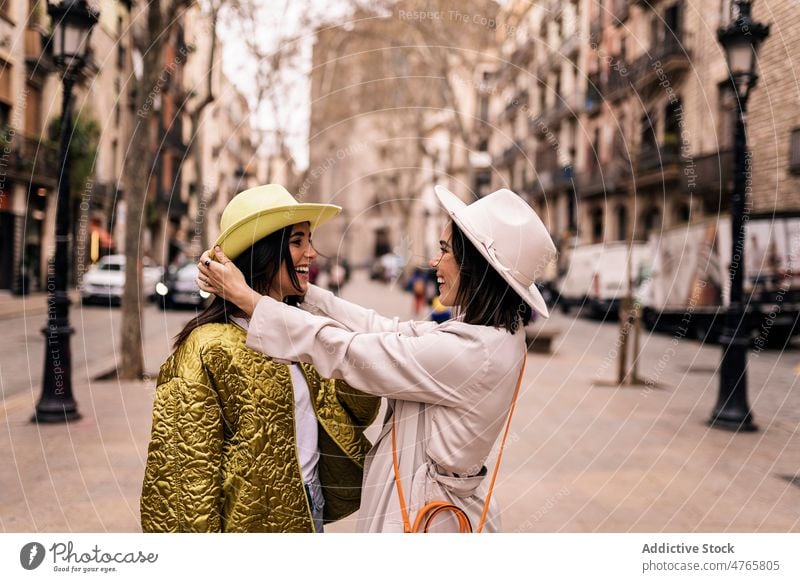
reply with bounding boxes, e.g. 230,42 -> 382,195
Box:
288,364 -> 320,484
231,316 -> 319,484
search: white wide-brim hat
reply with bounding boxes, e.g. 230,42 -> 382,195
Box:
212,184 -> 341,260
434,186 -> 557,319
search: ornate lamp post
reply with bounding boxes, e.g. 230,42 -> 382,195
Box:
33,0 -> 99,423
710,0 -> 769,431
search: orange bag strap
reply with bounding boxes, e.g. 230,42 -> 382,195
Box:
390,404 -> 412,533
391,356 -> 527,533
476,356 -> 526,532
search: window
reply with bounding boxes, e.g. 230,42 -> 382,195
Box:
0,60 -> 12,106
0,0 -> 11,21
25,83 -> 42,135
592,127 -> 601,167
665,3 -> 682,37
641,113 -> 657,153
642,207 -> 662,238
538,81 -> 546,113
650,15 -> 661,49
664,99 -> 682,147
591,207 -> 604,243
554,70 -> 562,104
616,205 -> 628,240
674,202 -> 691,224
567,188 -> 577,232
790,128 -> 800,174
0,103 -> 10,129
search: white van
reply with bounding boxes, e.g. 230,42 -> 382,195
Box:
640,217 -> 800,344
557,241 -> 651,318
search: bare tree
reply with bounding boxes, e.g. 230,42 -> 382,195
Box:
227,0 -> 319,194
186,0 -> 223,252
309,0 -> 497,228
118,0 -> 226,379
119,0 -> 190,379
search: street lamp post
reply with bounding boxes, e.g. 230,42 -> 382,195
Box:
33,0 -> 99,423
710,0 -> 769,432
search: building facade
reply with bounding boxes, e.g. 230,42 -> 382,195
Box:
307,1 -> 498,268
0,0 -> 135,293
486,0 -> 798,283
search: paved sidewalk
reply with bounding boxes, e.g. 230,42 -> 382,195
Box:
0,290 -> 81,321
1,271 -> 798,532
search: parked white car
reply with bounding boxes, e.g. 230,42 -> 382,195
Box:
80,255 -> 163,305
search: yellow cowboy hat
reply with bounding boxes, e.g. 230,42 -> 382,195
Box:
211,184 -> 341,260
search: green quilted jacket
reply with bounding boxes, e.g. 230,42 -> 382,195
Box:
140,322 -> 379,532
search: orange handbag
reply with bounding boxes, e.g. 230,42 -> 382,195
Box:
391,357 -> 527,533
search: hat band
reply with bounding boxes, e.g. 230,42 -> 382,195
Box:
483,238 -> 535,288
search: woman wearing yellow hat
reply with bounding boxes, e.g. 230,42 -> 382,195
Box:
140,184 -> 379,533
199,185 -> 557,533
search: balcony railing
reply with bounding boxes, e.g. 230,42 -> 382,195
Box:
503,89 -> 529,118
553,165 -> 575,190
638,142 -> 682,173
692,149 -> 734,192
494,145 -> 521,167
626,32 -> 689,90
576,162 -> 629,198
163,123 -> 188,153
590,18 -> 602,43
585,73 -> 602,112
612,0 -> 630,25
604,63 -> 631,98
3,131 -> 59,187
510,41 -> 534,67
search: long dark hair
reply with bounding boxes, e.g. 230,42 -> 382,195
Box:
450,222 -> 532,333
172,225 -> 301,349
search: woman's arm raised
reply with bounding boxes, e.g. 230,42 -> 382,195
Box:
302,284 -> 437,336
246,295 -> 487,406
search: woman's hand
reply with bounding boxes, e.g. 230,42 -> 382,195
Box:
197,247 -> 262,317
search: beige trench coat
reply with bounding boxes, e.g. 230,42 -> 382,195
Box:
247,285 -> 526,532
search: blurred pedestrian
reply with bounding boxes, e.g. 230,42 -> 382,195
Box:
141,184 -> 378,533
407,267 -> 429,316
198,187 -> 556,532
429,295 -> 452,323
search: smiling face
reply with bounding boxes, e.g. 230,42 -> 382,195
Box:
429,223 -> 460,307
268,222 -> 316,300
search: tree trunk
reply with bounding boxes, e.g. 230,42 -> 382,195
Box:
118,0 -> 168,380
119,118 -> 148,379
188,6 -> 219,254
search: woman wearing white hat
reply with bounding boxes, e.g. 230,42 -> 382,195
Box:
198,186 -> 557,532
141,184 -> 379,533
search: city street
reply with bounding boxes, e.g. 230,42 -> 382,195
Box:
1,272 -> 797,533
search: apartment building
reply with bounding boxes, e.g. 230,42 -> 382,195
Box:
0,0 -> 135,292
489,0 -> 798,268
747,0 -> 800,216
